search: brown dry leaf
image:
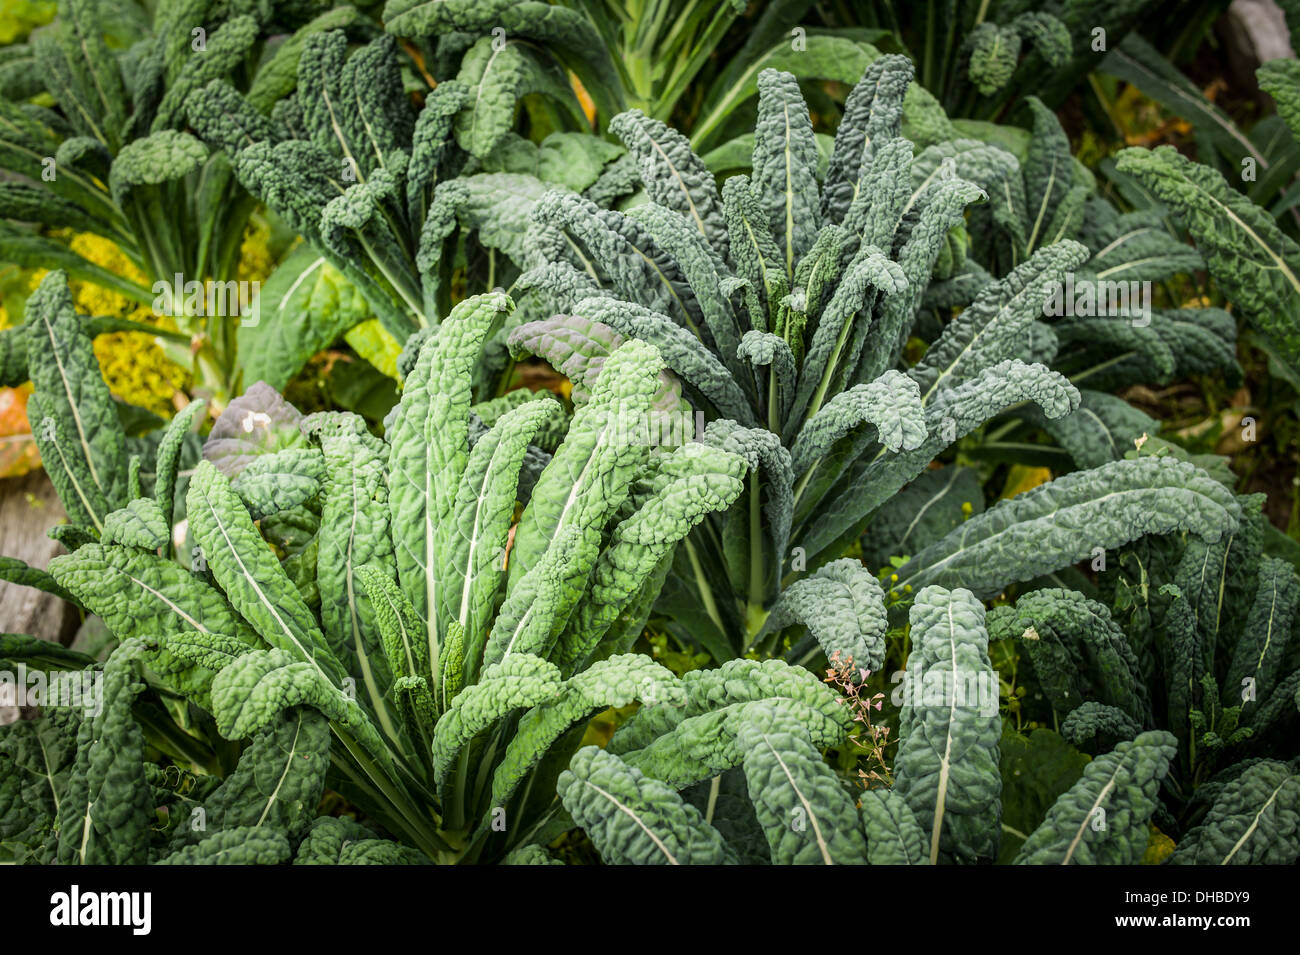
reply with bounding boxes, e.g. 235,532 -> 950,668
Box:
515,362 -> 571,397
0,384 -> 40,478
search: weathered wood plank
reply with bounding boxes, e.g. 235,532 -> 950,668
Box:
0,470 -> 80,645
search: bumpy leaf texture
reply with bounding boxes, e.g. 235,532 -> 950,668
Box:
1014,731 -> 1176,864
558,746 -> 734,865
901,457 -> 1241,598
893,586 -> 1002,865
1116,146 -> 1300,375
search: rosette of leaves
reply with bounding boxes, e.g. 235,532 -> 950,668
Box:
187,15 -> 957,396
512,58 -> 1245,665
2,276 -> 868,864
986,493 -> 1300,864
707,80 -> 1239,479
186,27 -> 637,394
0,0 -> 379,399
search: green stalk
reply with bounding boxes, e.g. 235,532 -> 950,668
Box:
357,233 -> 427,326
142,186 -> 185,279
766,367 -> 780,435
654,1 -> 741,120
1067,351 -> 1139,385
622,50 -> 655,112
329,746 -> 433,850
746,470 -> 765,634
938,2 -> 963,98
791,460 -> 817,514
212,194 -> 258,283
355,625 -> 400,746
135,709 -> 222,776
791,641 -> 822,668
802,307 -> 857,430
331,724 -> 450,859
683,536 -> 729,645
787,431 -> 894,559
983,418 -> 1022,443
125,202 -> 167,291
922,1 -> 937,94
447,746 -> 473,833
206,313 -> 233,403
469,727 -> 505,817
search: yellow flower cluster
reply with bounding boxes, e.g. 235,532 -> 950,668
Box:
20,225 -> 278,417
30,232 -> 189,417
13,221 -> 278,416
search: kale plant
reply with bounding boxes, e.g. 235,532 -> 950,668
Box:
383,0 -> 919,142
0,0 -> 379,400
187,27 -> 636,393
987,493 -> 1300,862
188,8 -> 956,399
515,56 -> 1243,664
909,97 -> 1241,472
835,1 -> 1212,118
0,272 -> 874,864
485,584 -> 1258,866
1090,30 -> 1300,373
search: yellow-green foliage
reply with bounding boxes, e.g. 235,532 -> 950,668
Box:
0,0 -> 55,45
237,219 -> 275,284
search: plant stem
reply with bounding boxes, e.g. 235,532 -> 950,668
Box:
683,536 -> 729,644
746,470 -> 765,631
331,724 -> 449,859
